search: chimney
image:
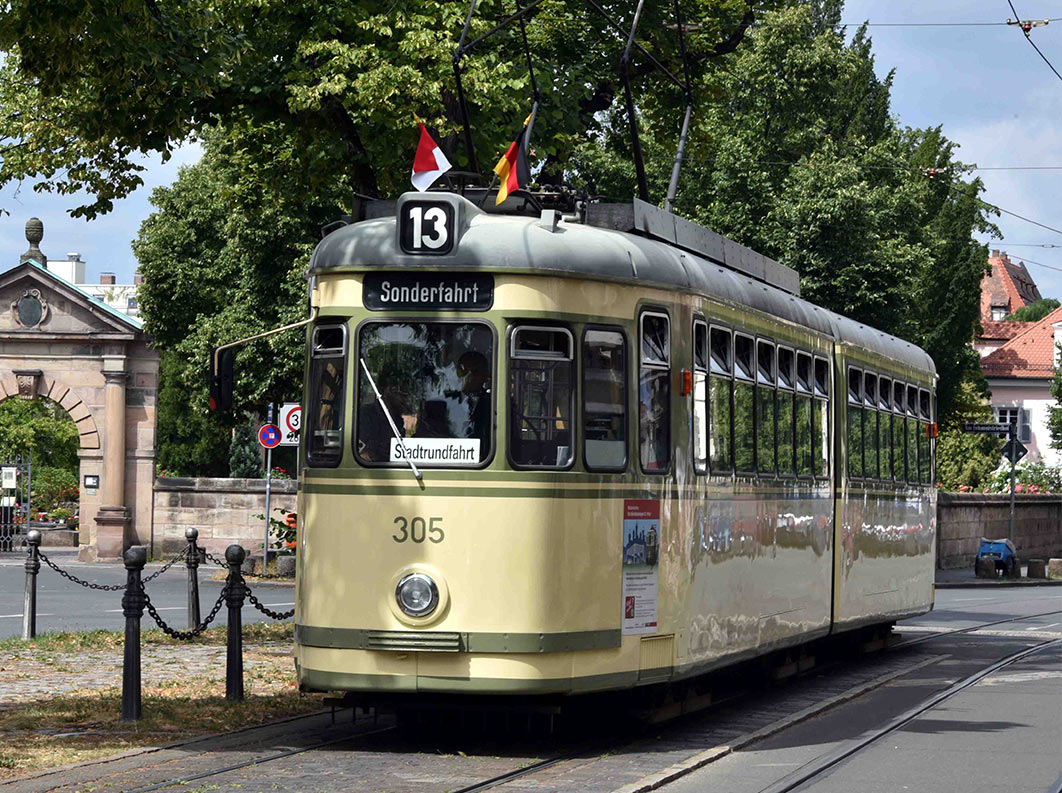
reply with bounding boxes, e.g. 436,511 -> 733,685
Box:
100,272 -> 116,285
991,249 -> 1000,259
133,271 -> 143,285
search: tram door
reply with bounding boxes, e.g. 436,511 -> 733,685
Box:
0,455 -> 31,552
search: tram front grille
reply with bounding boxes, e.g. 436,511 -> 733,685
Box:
367,630 -> 464,652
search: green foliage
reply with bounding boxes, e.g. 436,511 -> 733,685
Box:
1004,298 -> 1060,322
934,374 -> 1003,491
154,351 -> 230,477
981,461 -> 1060,495
0,399 -> 78,474
31,466 -> 78,513
228,418 -> 262,478
1050,344 -> 1062,451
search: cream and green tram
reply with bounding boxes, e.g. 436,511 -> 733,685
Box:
292,191 -> 937,700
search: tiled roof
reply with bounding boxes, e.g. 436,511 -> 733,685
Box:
979,320 -> 1029,341
980,252 -> 1042,323
980,306 -> 1062,379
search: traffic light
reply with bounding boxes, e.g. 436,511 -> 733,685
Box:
208,347 -> 234,412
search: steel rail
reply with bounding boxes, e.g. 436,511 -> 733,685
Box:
756,637 -> 1062,793
895,607 -> 1062,647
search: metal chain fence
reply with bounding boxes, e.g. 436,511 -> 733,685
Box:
142,549 -> 190,585
142,583 -> 229,640
37,551 -> 126,591
246,586 -> 295,620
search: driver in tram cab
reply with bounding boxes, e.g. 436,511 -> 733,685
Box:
456,350 -> 490,440
358,370 -> 410,461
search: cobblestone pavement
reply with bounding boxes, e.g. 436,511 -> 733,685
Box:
0,643 -> 293,708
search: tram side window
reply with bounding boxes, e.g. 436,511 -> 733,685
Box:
906,385 -> 919,484
693,320 -> 708,474
918,389 -> 932,485
864,372 -> 879,479
847,368 -> 863,479
583,328 -> 627,472
509,326 -> 575,468
777,347 -> 795,476
892,381 -> 907,481
306,323 -> 347,467
879,377 -> 893,480
795,352 -> 813,477
709,326 -> 733,473
639,312 -> 671,473
756,340 -> 776,474
734,334 -> 756,473
814,357 -> 830,478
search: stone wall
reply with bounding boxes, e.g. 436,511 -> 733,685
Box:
937,492 -> 1062,569
151,477 -> 296,557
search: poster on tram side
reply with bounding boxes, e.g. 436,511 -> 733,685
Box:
622,499 -> 659,635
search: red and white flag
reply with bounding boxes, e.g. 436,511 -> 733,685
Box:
411,122 -> 452,192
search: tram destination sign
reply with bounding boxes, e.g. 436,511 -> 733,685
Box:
963,423 -> 1014,435
363,273 -> 494,312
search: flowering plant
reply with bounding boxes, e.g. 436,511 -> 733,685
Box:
981,461 -> 1060,495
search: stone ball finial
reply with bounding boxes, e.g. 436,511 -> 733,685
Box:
25,218 -> 43,246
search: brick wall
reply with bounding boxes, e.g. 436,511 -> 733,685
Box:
937,492 -> 1062,569
151,477 -> 296,557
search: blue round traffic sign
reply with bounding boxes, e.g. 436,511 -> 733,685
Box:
258,424 -> 282,449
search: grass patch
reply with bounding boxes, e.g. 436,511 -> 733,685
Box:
0,621 -> 293,654
0,642 -> 317,779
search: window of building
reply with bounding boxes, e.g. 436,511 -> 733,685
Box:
756,340 -> 776,474
509,326 -> 574,469
995,406 -> 1032,443
991,306 -> 1007,321
639,312 -> 671,473
734,333 -> 755,473
582,327 -> 627,471
709,326 -> 733,473
306,323 -> 348,467
693,319 -> 708,473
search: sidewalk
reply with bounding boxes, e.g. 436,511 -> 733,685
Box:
935,564 -> 1062,588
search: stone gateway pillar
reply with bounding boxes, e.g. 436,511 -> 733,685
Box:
96,359 -> 131,559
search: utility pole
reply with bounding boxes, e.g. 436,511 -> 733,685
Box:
1008,419 -> 1017,541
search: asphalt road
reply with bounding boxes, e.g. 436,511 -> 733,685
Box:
0,549 -> 294,638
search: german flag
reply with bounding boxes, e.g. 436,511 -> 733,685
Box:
493,113 -> 532,206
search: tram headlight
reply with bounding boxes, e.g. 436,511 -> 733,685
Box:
395,572 -> 439,617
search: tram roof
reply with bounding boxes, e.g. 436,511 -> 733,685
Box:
310,192 -> 935,376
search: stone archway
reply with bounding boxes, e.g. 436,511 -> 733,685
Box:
0,220 -> 159,560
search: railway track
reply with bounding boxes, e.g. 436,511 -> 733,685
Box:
22,607 -> 1060,793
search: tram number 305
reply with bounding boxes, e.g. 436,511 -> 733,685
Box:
399,201 -> 454,255
393,516 -> 445,544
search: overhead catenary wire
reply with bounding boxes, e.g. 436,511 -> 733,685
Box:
839,18 -> 1061,27
1006,0 -> 1062,82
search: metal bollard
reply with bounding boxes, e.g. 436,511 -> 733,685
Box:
22,530 -> 41,641
224,544 -> 247,702
121,546 -> 147,722
185,528 -> 201,630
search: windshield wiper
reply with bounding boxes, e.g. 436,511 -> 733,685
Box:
359,358 -> 423,484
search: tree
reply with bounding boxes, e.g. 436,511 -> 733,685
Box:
934,373 -> 1003,491
1050,343 -> 1062,451
1004,298 -> 1060,323
229,418 -> 262,479
0,399 -> 79,473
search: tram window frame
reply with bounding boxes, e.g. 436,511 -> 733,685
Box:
879,376 -> 893,481
734,332 -> 756,475
353,318 -> 497,469
906,384 -> 919,484
582,325 -> 628,473
795,351 -> 814,478
708,325 -> 734,475
693,318 -> 709,475
813,356 -> 830,480
846,366 -> 864,480
756,339 -> 777,476
918,388 -> 932,485
305,321 -> 349,468
508,324 -> 576,470
639,310 -> 672,475
892,380 -> 907,482
776,346 -> 795,476
863,372 -> 879,479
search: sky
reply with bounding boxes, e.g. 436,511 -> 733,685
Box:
1,0 -> 1060,302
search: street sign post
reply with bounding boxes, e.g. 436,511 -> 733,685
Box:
962,423 -> 1012,434
259,409 -> 281,569
963,420 -> 1021,542
1001,439 -> 1028,464
279,403 -> 301,446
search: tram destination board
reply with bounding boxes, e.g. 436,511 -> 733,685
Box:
363,272 -> 493,311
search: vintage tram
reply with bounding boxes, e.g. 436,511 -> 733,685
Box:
286,190 -> 936,699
